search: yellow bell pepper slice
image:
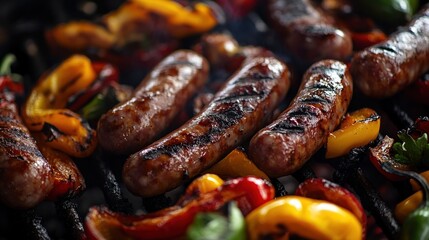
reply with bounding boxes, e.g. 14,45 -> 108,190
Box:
206,148 -> 269,180
185,174 -> 225,195
23,55 -> 97,157
49,0 -> 218,52
326,108 -> 380,158
246,196 -> 362,240
395,170 -> 429,222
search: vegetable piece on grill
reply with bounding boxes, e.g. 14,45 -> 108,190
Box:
205,148 -> 269,180
47,0 -> 219,69
85,176 -> 274,240
352,0 -> 419,26
326,108 -> 380,159
245,195 -> 363,240
379,161 -> 429,240
22,55 -> 120,158
187,201 -> 246,240
295,178 -> 367,238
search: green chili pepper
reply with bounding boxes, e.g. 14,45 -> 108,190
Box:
381,162 -> 429,239
187,201 -> 246,240
354,0 -> 419,26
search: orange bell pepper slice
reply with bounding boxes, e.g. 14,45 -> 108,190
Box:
23,55 -> 97,157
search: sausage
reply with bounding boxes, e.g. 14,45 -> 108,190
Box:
0,92 -> 54,209
123,57 -> 291,197
350,5 -> 429,98
248,60 -> 353,177
97,50 -> 209,155
267,0 -> 352,64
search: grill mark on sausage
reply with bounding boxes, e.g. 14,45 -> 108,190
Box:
0,134 -> 44,158
287,105 -> 319,117
271,120 -> 306,133
374,45 -> 398,54
141,104 -> 245,160
299,94 -> 331,104
1,126 -> 31,141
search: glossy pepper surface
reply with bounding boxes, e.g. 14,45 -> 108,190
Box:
22,55 -> 97,158
48,0 -> 218,52
85,176 -> 274,240
326,108 -> 380,159
295,178 -> 367,238
206,149 -> 269,180
246,196 -> 362,240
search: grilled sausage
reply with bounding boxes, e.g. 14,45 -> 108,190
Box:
267,0 -> 352,64
350,5 -> 429,98
0,92 -> 54,209
97,50 -> 209,155
123,57 -> 291,197
249,60 -> 353,177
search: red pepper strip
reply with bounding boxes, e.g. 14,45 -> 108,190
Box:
369,136 -> 412,181
295,178 -> 367,239
85,177 -> 274,240
35,140 -> 85,200
0,76 -> 23,95
67,62 -> 119,112
412,117 -> 429,137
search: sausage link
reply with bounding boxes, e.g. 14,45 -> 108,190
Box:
123,57 -> 291,197
249,60 -> 353,177
0,92 -> 54,209
350,5 -> 429,98
268,0 -> 352,64
97,50 -> 209,155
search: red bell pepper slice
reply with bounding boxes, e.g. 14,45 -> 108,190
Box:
67,62 -> 119,112
85,176 -> 274,240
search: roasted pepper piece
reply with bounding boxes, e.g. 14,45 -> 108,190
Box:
295,178 -> 367,238
353,0 -> 419,26
205,149 -> 269,180
22,55 -> 97,158
380,161 -> 429,240
85,176 -> 274,240
0,55 -> 23,95
326,108 -> 380,159
369,136 -> 412,181
187,201 -> 246,240
246,196 -> 362,240
35,140 -> 85,200
48,0 -> 218,52
395,190 -> 422,223
67,62 -> 119,112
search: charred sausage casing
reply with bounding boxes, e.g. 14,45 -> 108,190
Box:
268,0 -> 352,64
123,57 -> 291,197
97,50 -> 209,155
249,60 -> 353,177
351,5 -> 429,98
0,92 -> 54,209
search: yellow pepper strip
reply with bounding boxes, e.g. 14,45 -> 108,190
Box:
23,55 -> 97,157
205,149 -> 269,180
395,170 -> 429,222
411,170 -> 429,191
246,196 -> 362,240
395,191 -> 422,223
326,108 -> 380,158
186,174 -> 225,195
49,0 -> 218,52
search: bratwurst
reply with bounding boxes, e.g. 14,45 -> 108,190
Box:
123,57 -> 291,197
267,0 -> 352,64
97,50 -> 209,155
351,4 -> 429,98
0,92 -> 54,209
249,60 -> 353,177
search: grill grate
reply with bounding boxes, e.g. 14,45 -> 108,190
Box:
1,0 -> 428,239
